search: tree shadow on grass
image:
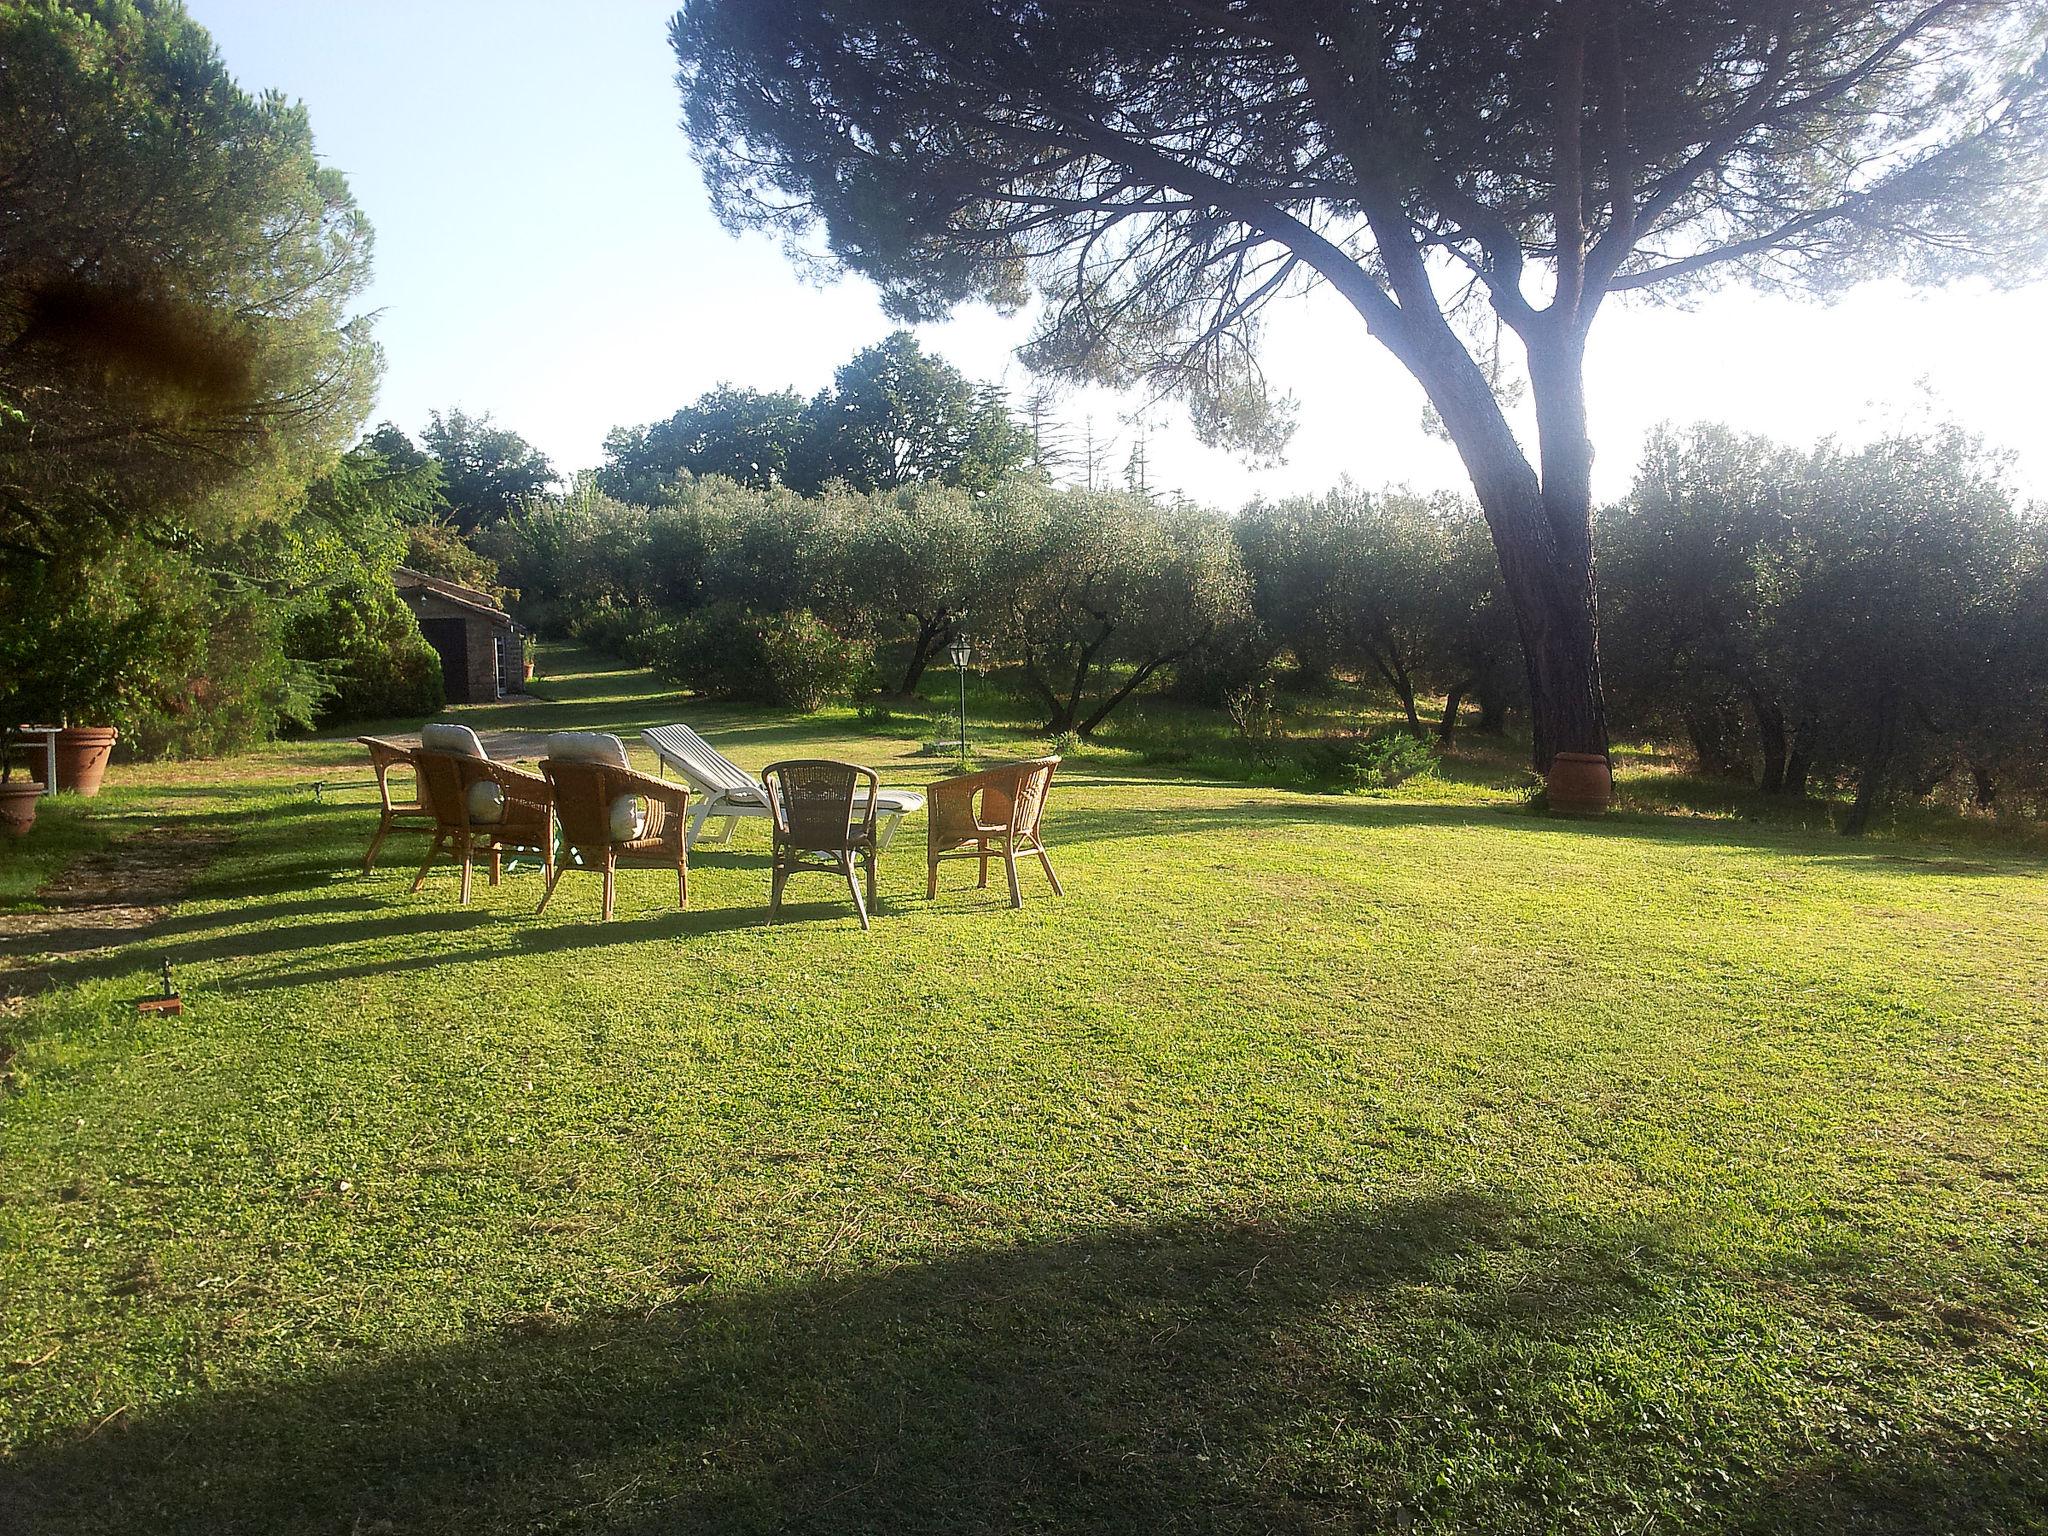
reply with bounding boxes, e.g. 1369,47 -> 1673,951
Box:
1045,798 -> 2039,877
4,1193 -> 2034,1535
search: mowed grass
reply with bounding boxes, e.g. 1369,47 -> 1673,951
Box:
2,651 -> 2045,1533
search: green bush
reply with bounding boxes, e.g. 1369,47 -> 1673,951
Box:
288,583 -> 445,728
760,609 -> 872,710
1298,728 -> 1436,792
647,602 -> 869,710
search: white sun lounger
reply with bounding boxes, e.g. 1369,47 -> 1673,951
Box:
642,722 -> 924,853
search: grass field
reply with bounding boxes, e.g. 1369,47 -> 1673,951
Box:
2,650 -> 2045,1533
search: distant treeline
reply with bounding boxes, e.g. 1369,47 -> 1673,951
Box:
476,418 -> 2046,829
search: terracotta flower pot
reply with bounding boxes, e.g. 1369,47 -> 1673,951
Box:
1546,751 -> 1613,816
0,780 -> 39,838
54,725 -> 118,797
522,659 -> 537,683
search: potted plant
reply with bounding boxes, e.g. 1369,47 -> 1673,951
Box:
0,729 -> 41,837
521,634 -> 538,685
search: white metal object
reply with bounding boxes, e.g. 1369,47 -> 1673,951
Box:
641,723 -> 923,853
16,726 -> 60,797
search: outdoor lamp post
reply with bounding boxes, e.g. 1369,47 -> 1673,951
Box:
948,632 -> 972,761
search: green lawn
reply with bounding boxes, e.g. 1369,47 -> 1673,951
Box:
2,650 -> 2045,1533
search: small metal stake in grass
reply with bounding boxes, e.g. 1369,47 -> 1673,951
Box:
949,631 -> 973,767
135,957 -> 181,1016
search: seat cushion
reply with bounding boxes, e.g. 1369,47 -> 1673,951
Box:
466,780 -> 504,824
422,722 -> 488,759
608,794 -> 646,842
548,731 -> 631,767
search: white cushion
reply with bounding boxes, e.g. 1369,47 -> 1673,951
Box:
548,731 -> 629,767
608,794 -> 646,841
466,780 -> 504,824
421,722 -> 488,759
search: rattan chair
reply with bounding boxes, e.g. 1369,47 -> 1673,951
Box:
925,756 -> 1063,908
356,735 -> 435,873
409,749 -> 555,904
538,742 -> 689,920
761,759 -> 881,930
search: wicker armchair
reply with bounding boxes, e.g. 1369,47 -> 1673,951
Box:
761,759 -> 881,930
409,749 -> 555,904
357,736 -> 435,873
925,756 -> 1063,908
538,753 -> 689,919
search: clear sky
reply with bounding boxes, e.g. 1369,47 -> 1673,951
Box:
192,0 -> 2048,507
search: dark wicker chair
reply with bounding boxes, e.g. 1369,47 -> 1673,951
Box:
357,735 -> 435,873
538,752 -> 689,919
925,756 -> 1063,908
409,749 -> 555,904
761,759 -> 881,930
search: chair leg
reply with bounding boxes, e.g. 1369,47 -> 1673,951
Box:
1005,848 -> 1023,909
864,846 -> 878,909
845,856 -> 870,931
977,843 -> 989,888
1035,843 -> 1064,896
601,856 -> 616,921
769,857 -> 786,922
489,848 -> 502,887
458,841 -> 474,906
364,813 -> 393,874
536,861 -> 565,915
926,857 -> 940,899
677,856 -> 688,912
410,833 -> 445,893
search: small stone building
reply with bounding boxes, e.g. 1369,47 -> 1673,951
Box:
394,567 -> 520,705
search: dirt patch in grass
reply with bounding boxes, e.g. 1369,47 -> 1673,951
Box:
0,823 -> 229,1006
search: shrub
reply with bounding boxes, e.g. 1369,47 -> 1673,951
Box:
759,609 -> 871,710
1298,728 -> 1436,792
298,586 -> 445,726
647,601 -> 869,709
1223,681 -> 1282,749
569,605 -> 664,664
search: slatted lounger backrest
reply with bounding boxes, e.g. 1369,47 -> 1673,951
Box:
642,725 -> 757,795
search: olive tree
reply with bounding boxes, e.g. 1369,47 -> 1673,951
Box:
827,483 -> 990,695
1768,428 -> 2032,833
985,484 -> 1251,735
1237,486 -> 1514,736
1599,424 -> 1813,788
673,0 -> 2048,770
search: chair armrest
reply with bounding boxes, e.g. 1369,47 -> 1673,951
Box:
358,736 -> 413,771
477,760 -> 553,810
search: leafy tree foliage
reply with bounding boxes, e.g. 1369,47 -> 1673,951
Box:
983,485 -> 1251,736
598,386 -> 811,499
0,0 -> 448,748
0,0 -> 377,639
599,333 -> 1031,502
0,438 -> 446,750
828,483 -> 989,695
1602,423 -> 2046,831
800,332 -> 1030,494
418,409 -> 556,533
1237,488 -> 1520,737
673,0 -> 2048,768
